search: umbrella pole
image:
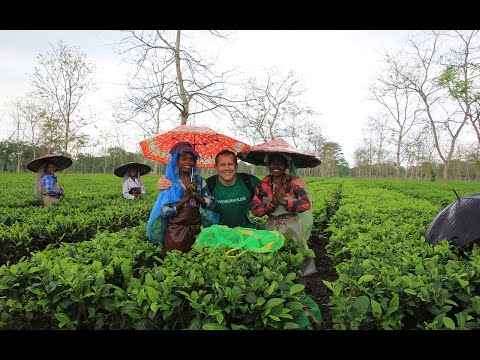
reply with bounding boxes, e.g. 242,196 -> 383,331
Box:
453,189 -> 460,200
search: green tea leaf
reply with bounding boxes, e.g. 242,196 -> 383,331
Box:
147,286 -> 159,303
202,323 -> 229,330
266,298 -> 285,308
358,275 -> 374,284
370,299 -> 382,319
443,317 -> 455,330
289,284 -> 305,295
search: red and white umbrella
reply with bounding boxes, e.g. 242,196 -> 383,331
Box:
139,125 -> 251,168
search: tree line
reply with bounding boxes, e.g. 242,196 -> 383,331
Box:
2,138 -> 479,181
1,30 -> 479,181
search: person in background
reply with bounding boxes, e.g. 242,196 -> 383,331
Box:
123,166 -> 146,200
28,153 -> 72,207
250,153 -> 317,277
157,149 -> 307,228
146,142 -> 216,253
39,162 -> 64,207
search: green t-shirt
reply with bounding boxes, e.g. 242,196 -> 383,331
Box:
212,174 -> 261,228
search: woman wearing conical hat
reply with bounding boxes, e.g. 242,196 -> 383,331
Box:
146,142 -> 216,253
114,162 -> 151,200
250,153 -> 318,277
27,154 -> 72,207
122,166 -> 146,200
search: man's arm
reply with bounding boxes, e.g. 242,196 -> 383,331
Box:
158,175 -> 173,190
293,176 -> 306,189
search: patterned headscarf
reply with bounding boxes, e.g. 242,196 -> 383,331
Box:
169,142 -> 199,159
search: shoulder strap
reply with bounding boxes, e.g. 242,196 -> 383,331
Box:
207,173 -> 255,198
239,173 -> 255,198
206,175 -> 217,194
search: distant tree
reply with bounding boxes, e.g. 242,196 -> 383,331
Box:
304,122 -> 326,156
370,65 -> 423,179
16,95 -> 45,159
97,129 -> 115,174
29,41 -> 97,158
8,99 -> 27,172
403,124 -> 435,179
337,157 -> 350,177
40,109 -> 65,154
0,139 -> 36,173
278,106 -> 319,150
107,146 -> 128,172
8,93 -> 55,162
231,68 -> 316,146
0,132 -> 16,172
353,147 -> 370,178
355,118 -> 381,178
302,121 -> 328,175
318,142 -> 347,177
368,115 -> 389,177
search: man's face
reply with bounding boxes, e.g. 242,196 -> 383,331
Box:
215,153 -> 238,182
129,168 -> 138,178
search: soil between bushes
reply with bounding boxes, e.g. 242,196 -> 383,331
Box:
303,232 -> 338,330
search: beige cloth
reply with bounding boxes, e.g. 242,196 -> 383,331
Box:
263,195 -> 304,247
263,194 -> 317,276
42,183 -> 64,207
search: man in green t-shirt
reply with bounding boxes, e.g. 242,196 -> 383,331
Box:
157,149 -> 305,228
203,150 -> 261,228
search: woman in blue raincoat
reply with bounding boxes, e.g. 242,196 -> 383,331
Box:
146,142 -> 216,253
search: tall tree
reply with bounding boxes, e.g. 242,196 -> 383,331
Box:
115,30 -> 235,126
29,41 -> 97,157
384,30 -> 480,182
437,31 -> 480,147
113,47 -> 170,134
113,43 -> 170,174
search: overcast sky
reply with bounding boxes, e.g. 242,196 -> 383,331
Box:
0,30 -> 423,164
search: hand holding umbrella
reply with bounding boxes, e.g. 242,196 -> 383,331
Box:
187,168 -> 198,195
